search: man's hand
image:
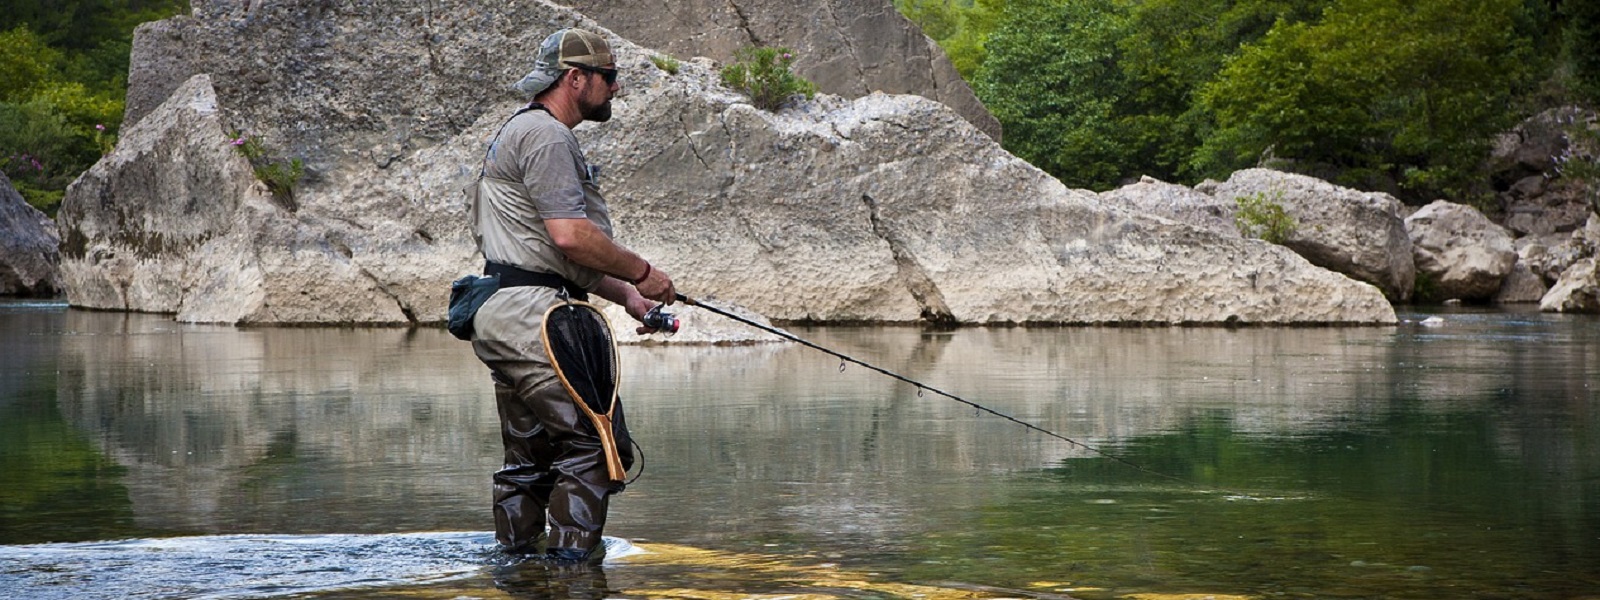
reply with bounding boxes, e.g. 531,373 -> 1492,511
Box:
633,264 -> 675,304
625,296 -> 663,334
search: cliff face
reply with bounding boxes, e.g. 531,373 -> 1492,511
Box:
58,0 -> 1394,325
558,0 -> 1001,141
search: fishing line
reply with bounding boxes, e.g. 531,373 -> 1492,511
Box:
675,293 -> 1190,484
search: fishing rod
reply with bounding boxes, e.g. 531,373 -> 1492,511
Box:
672,293 -> 1189,484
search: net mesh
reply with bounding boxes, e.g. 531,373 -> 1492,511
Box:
543,303 -> 617,415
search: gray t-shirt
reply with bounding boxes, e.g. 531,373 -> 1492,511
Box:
471,106 -> 613,291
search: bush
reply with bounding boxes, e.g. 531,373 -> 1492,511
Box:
649,54 -> 680,75
228,130 -> 303,202
1234,191 -> 1297,245
0,98 -> 93,213
720,47 -> 816,111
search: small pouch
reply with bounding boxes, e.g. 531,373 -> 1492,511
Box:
447,274 -> 500,340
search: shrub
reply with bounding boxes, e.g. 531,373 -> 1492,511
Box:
1234,191 -> 1297,245
228,130 -> 303,202
649,54 -> 680,75
719,47 -> 816,111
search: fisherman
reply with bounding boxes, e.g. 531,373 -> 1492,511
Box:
467,27 -> 676,561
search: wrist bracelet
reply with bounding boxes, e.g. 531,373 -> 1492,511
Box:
630,262 -> 652,285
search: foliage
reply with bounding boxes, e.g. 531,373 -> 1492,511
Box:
649,54 -> 680,75
0,1 -> 188,215
1554,116 -> 1600,211
1563,0 -> 1600,105
900,0 -> 1586,207
228,130 -> 304,201
1196,0 -> 1538,203
1233,191 -> 1297,244
972,0 -> 1322,191
894,0 -> 1006,80
720,47 -> 817,111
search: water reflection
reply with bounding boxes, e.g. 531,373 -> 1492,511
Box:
1,301 -> 1597,599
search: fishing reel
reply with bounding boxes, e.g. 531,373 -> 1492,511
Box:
642,304 -> 679,334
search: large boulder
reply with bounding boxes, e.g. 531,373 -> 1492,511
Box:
1197,169 -> 1416,301
60,0 -> 1395,326
1540,259 -> 1599,313
1097,176 -> 1238,238
1405,201 -> 1517,302
559,0 -> 1001,141
0,171 -> 62,297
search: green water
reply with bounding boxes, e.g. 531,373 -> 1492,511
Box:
1,301 -> 1596,599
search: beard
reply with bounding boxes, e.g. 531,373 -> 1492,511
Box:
582,98 -> 612,123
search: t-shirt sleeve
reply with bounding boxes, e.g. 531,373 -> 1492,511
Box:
518,139 -> 589,220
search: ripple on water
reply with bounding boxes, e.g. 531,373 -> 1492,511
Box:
0,532 -> 509,599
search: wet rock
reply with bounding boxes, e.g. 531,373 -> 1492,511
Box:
1406,201 -> 1517,302
0,171 -> 62,297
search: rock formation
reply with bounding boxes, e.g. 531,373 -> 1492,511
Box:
58,0 -> 1395,326
1538,214 -> 1600,312
1197,169 -> 1416,302
558,0 -> 1001,141
0,171 -> 62,297
1405,201 -> 1517,302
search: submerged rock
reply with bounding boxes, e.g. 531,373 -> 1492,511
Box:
59,0 -> 1394,326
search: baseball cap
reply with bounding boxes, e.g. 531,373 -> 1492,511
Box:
512,28 -> 615,95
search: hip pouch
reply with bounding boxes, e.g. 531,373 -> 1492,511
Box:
447,274 -> 500,340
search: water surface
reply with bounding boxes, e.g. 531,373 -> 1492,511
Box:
1,301 -> 1596,598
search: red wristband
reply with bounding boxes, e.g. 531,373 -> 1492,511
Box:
630,262 -> 652,285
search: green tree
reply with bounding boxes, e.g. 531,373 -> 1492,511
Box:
972,0 -> 1324,190
976,0 -> 1138,189
1564,0 -> 1600,104
1195,0 -> 1540,203
0,1 -> 188,214
897,0 -> 1007,78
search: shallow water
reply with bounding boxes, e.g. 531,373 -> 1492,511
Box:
1,301 -> 1596,599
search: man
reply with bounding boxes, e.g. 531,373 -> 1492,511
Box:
468,27 -> 675,561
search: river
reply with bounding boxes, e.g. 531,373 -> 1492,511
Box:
1,300 -> 1596,599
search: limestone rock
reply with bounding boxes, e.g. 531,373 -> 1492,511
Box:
1540,259 -> 1599,313
62,0 -> 1395,326
1489,107 -> 1594,184
1098,176 -> 1238,238
122,17 -> 198,132
1493,262 -> 1547,304
0,171 -> 62,297
559,0 -> 1001,141
1197,168 -> 1416,301
1405,201 -> 1517,302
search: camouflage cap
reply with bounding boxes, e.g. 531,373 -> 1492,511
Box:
512,28 -> 615,96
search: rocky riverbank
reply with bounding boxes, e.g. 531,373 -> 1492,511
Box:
7,0 -> 1594,326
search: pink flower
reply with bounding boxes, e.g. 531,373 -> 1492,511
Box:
231,137 -> 248,146
95,124 -> 105,131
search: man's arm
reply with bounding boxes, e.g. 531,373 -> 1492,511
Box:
545,217 -> 675,304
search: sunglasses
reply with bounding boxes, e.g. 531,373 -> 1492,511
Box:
566,62 -> 618,85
